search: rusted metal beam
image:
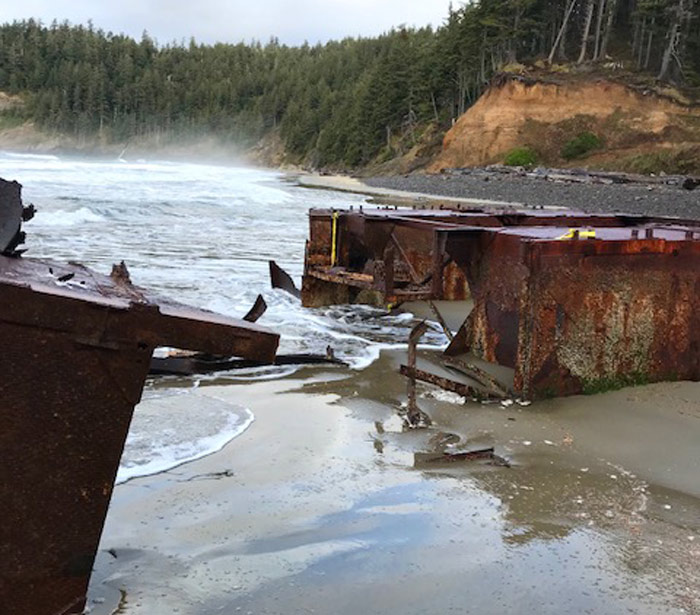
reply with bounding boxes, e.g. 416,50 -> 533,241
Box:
150,351 -> 347,375
400,365 -> 494,400
405,321 -> 431,427
414,447 -> 497,466
442,356 -> 510,398
0,180 -> 281,615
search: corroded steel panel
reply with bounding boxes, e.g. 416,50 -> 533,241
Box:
448,228 -> 700,398
515,241 -> 700,397
303,206 -> 700,398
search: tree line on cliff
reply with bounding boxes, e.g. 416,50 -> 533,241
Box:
0,0 -> 698,167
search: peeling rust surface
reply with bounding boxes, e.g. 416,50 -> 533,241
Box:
0,181 -> 280,615
303,206 -> 700,398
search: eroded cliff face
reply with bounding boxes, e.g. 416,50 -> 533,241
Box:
430,78 -> 700,172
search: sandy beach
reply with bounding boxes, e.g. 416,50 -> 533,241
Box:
89,347 -> 700,615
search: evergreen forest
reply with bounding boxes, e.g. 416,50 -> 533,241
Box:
0,0 -> 698,167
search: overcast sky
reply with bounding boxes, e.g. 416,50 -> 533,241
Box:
5,0 -> 454,46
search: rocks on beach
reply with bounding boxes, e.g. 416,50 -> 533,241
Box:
365,167 -> 700,219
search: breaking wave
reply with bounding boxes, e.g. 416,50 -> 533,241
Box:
35,207 -> 105,227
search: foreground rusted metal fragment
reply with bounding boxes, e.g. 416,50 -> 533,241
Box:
414,447 -> 498,466
400,365 -> 499,401
269,259 -> 301,298
303,206 -> 700,398
149,352 -> 347,375
0,183 -> 280,615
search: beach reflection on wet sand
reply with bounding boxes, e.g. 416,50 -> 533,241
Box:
90,350 -> 700,615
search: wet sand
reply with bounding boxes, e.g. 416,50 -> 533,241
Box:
90,350 -> 700,614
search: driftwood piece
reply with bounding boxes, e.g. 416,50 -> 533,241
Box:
269,260 -> 301,298
442,356 -> 510,398
454,165 -> 700,189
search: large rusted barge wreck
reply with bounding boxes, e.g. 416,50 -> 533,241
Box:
0,178 -> 280,615
303,206 -> 700,399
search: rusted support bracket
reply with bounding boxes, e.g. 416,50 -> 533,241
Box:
390,232 -> 421,283
242,294 -> 267,323
442,356 -> 510,398
431,231 -> 447,298
405,321 -> 431,427
269,260 -> 301,298
373,243 -> 395,296
391,232 -> 453,341
426,301 -> 454,342
400,364 -> 498,401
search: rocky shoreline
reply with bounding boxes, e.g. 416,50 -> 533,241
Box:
365,167 -> 700,219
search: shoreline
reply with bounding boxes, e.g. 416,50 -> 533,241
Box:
3,140 -> 697,220
294,168 -> 700,220
89,350 -> 700,614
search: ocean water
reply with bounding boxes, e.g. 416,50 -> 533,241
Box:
1,151 -> 446,481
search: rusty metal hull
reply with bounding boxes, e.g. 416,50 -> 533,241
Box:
302,206 -> 700,398
303,208 -> 470,307
0,255 -> 279,615
444,229 -> 700,398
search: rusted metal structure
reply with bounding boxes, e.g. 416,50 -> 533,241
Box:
302,206 -> 700,398
0,179 -> 280,615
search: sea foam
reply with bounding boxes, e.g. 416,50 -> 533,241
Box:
116,392 -> 254,484
36,207 -> 104,227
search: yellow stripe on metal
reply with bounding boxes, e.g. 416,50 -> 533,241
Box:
331,211 -> 339,266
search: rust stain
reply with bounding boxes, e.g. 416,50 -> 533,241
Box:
303,206 -> 700,399
0,179 -> 280,615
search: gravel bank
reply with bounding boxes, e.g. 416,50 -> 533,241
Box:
365,171 -> 700,219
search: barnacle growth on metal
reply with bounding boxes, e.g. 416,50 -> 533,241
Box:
302,205 -> 700,398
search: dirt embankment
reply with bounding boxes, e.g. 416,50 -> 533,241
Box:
431,78 -> 700,174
